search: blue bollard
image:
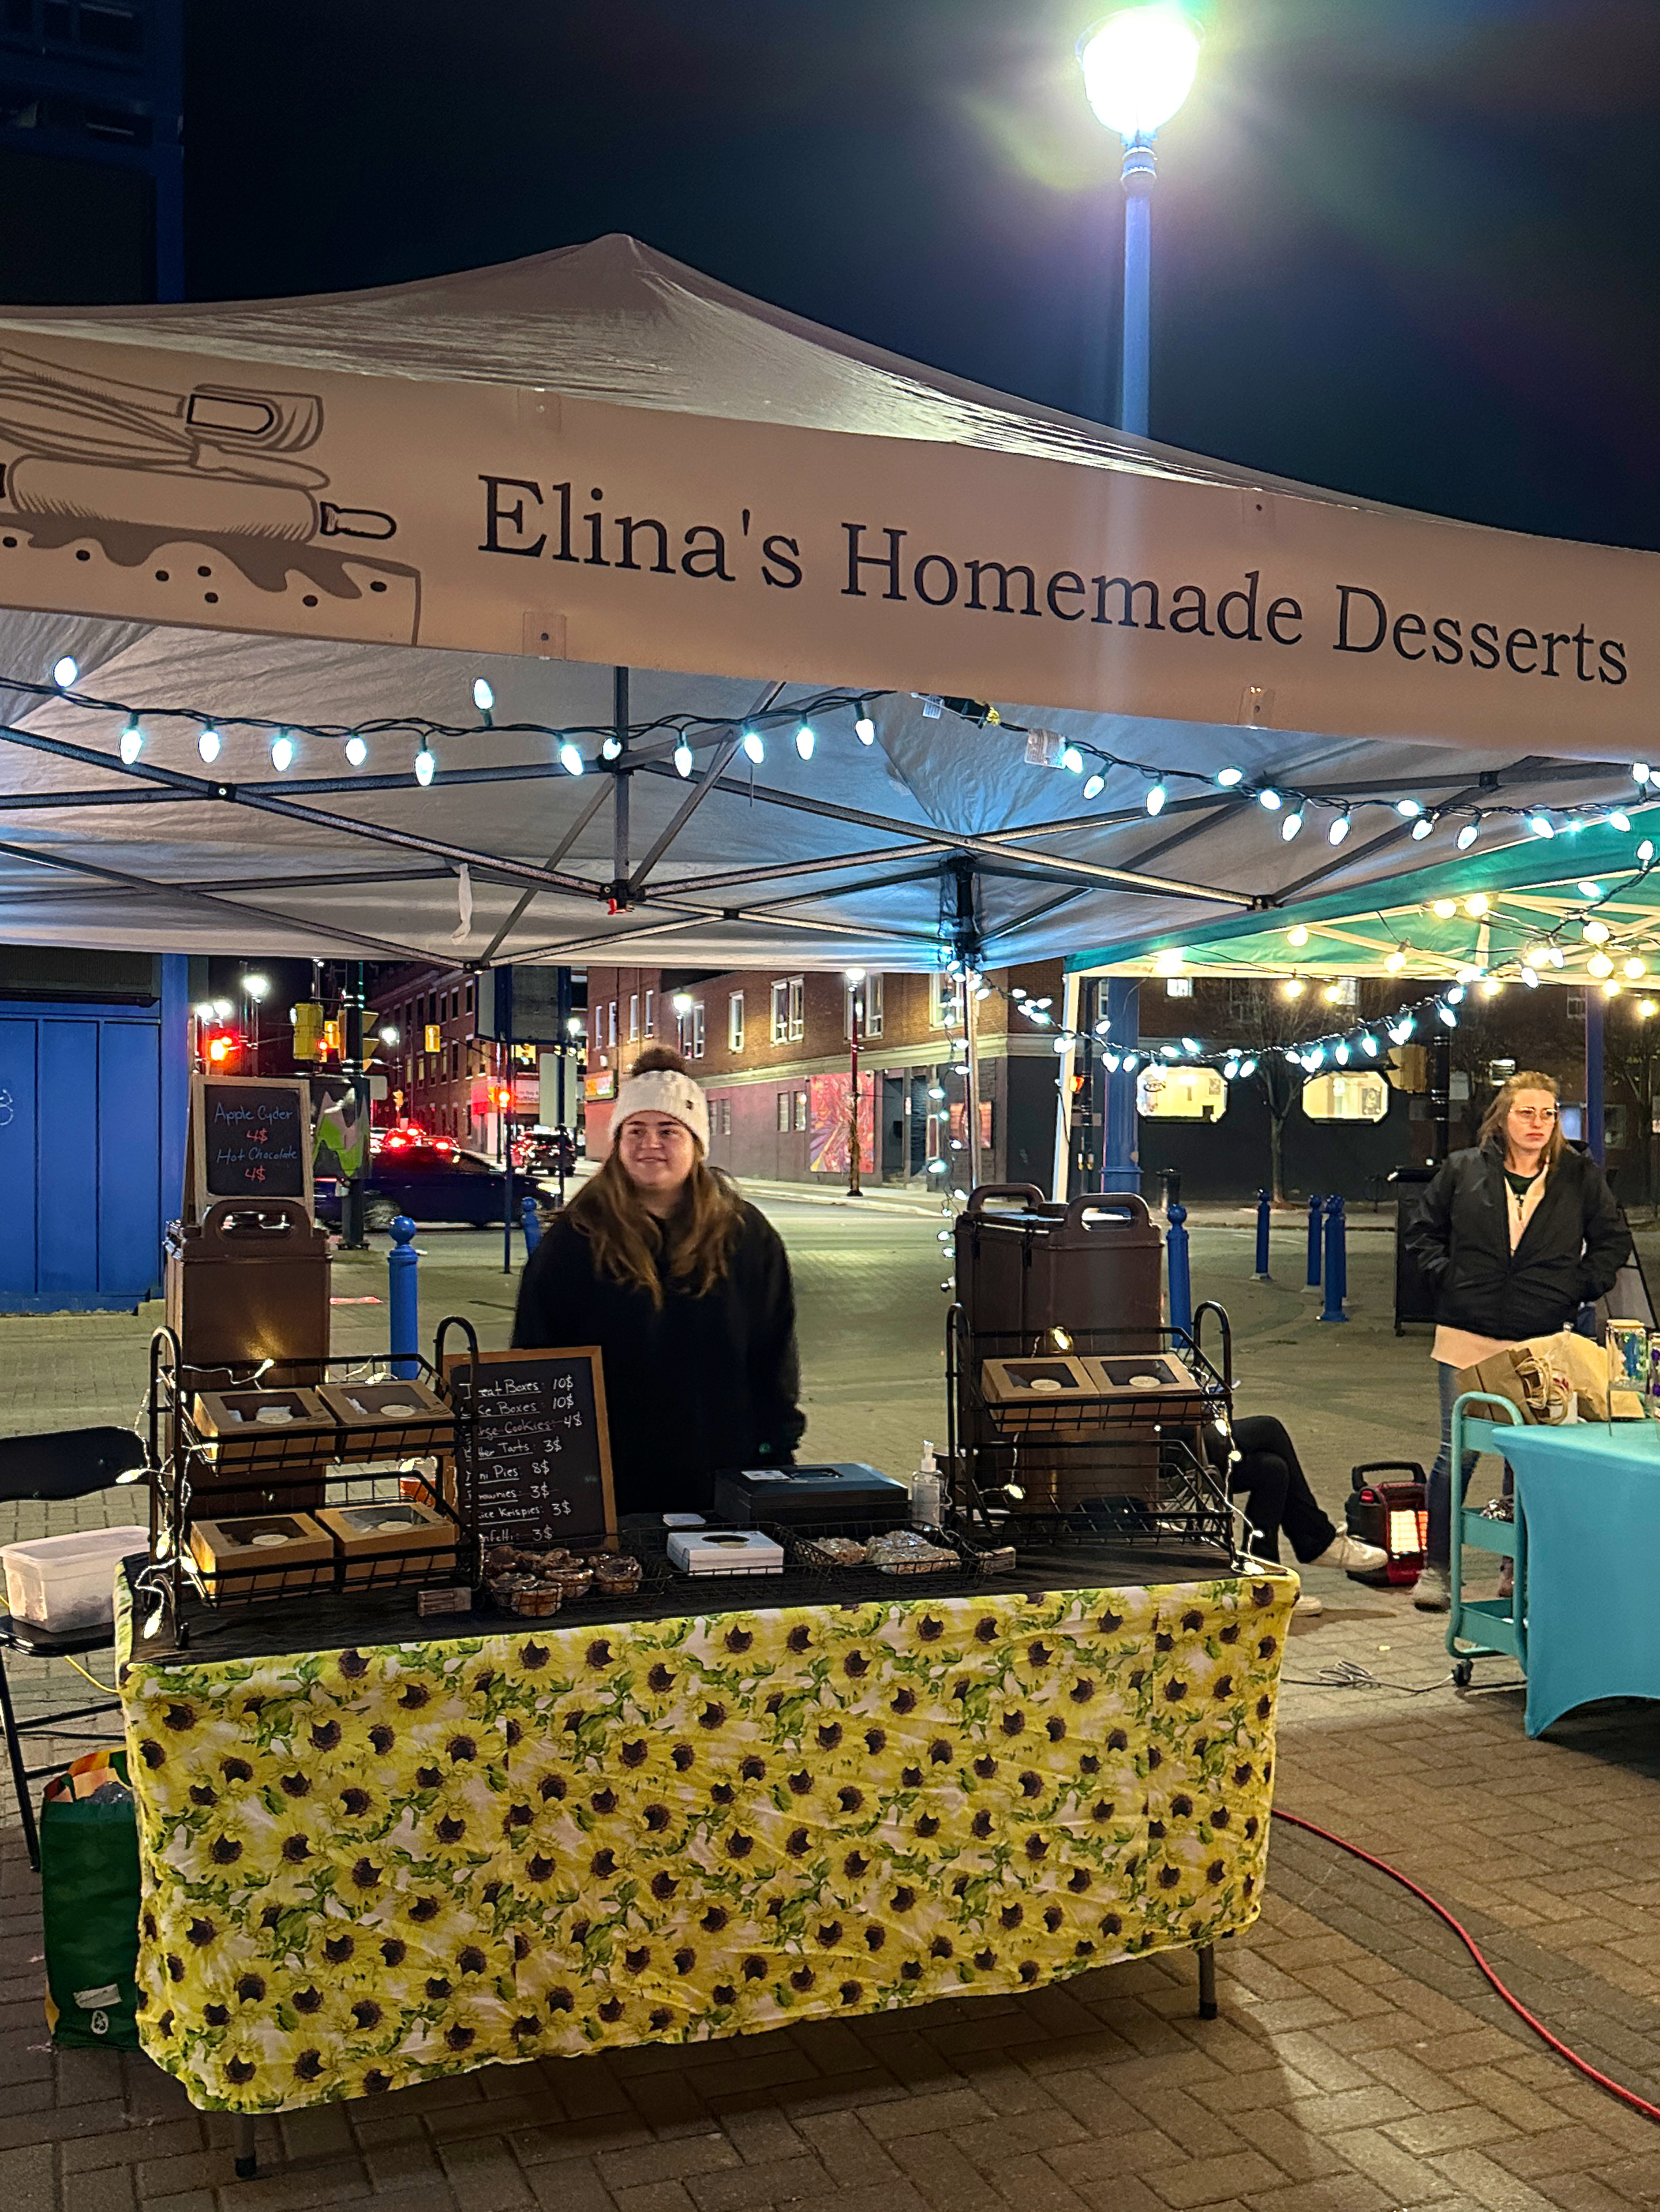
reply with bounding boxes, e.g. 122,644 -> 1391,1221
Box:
1165,1200 -> 1193,1338
1305,1192 -> 1324,1289
388,1215 -> 420,1378
1319,1194 -> 1348,1323
1253,1188 -> 1272,1282
521,1192 -> 542,1254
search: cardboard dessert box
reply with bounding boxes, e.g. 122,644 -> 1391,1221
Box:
188,1511 -> 334,1602
317,1379 -> 455,1463
315,1500 -> 459,1588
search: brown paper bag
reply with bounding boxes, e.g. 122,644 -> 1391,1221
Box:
1456,1331 -> 1610,1425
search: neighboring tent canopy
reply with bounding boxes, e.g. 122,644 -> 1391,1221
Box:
0,237 -> 1655,967
1063,816 -> 1660,988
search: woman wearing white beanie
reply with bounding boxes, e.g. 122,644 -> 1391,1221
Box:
512,1046 -> 804,1515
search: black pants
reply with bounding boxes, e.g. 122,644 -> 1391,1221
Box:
1219,1414 -> 1337,1566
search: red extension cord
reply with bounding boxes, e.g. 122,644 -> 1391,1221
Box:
1271,1809 -> 1660,2125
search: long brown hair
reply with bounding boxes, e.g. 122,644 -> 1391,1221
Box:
1478,1069 -> 1566,1172
567,1046 -> 744,1306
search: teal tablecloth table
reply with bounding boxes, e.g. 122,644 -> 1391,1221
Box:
1451,1400 -> 1660,1737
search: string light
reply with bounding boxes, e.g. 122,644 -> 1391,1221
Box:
558,741 -> 584,776
1281,808 -> 1304,840
1082,771 -> 1106,799
197,726 -> 221,763
1410,816 -> 1433,840
1384,949 -> 1408,973
1061,746 -> 1085,775
345,735 -> 368,767
673,739 -> 694,778
601,736 -> 623,761
1146,779 -> 1167,816
1395,799 -> 1423,819
1587,952 -> 1614,977
472,677 -> 495,722
1328,811 -> 1351,846
118,718 -> 143,765
269,733 -> 294,772
795,723 -> 816,761
1457,814 -> 1481,850
1582,919 -> 1610,943
1635,763 -> 1652,786
1287,925 -> 1309,947
1528,812 -> 1555,838
1577,880 -> 1603,900
1521,964 -> 1539,987
742,729 -> 765,764
1625,957 -> 1647,979
1464,894 -> 1489,917
51,655 -> 78,689
413,746 -> 436,787
1258,788 -> 1283,812
1216,767 -> 1242,787
854,705 -> 876,745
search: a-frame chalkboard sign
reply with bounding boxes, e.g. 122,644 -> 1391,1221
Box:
186,1074 -> 315,1220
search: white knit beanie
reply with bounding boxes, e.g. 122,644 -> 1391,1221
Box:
610,1066 -> 710,1151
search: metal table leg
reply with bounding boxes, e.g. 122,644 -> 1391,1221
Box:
1196,1942 -> 1217,2019
233,2116 -> 257,2179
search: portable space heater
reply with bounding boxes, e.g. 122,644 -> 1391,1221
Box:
1344,1462 -> 1428,1586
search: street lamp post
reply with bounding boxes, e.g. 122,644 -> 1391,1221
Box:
844,970 -> 865,1197
240,971 -> 270,1076
1079,4 -> 1199,1192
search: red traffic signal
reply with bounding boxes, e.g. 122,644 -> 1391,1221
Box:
203,1025 -> 242,1066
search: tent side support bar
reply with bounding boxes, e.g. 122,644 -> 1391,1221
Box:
476,778 -> 613,966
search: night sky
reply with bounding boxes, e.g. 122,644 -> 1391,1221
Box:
186,1 -> 1660,552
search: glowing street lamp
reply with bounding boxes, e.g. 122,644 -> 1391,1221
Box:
1078,5 -> 1201,437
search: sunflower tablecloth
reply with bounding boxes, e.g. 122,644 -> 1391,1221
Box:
116,1572 -> 1293,2113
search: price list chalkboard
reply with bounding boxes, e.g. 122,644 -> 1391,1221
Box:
445,1347 -> 615,1550
188,1074 -> 313,1215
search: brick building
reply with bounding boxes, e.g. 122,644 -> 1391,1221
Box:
583,960 -> 1066,1188
372,964 -> 540,1153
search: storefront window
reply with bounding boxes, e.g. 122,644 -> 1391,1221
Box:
1135,1065 -> 1227,1122
1300,1072 -> 1390,1123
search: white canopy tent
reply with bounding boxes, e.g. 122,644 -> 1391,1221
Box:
0,235 -> 1655,970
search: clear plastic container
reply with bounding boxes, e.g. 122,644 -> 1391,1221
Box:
2,1526 -> 149,1634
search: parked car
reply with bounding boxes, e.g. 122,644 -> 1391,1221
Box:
317,1140 -> 552,1230
512,1125 -> 577,1179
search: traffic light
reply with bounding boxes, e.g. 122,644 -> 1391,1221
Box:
203,1024 -> 242,1067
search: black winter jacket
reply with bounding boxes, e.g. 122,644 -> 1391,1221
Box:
510,1199 -> 805,1516
1404,1140 -> 1629,1343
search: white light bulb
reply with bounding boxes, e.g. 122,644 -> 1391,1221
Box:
1281,809 -> 1303,841
1582,919 -> 1610,943
118,720 -> 143,765
1258,788 -> 1283,812
1216,766 -> 1243,787
1410,816 -> 1433,840
1061,746 -> 1085,775
1082,772 -> 1105,800
1642,840 -> 1657,864
600,735 -> 622,761
1446,985 -> 1466,1004
1360,1034 -> 1380,1057
1609,810 -> 1632,831
1438,1005 -> 1457,1027
1625,957 -> 1647,979
1457,819 -> 1479,850
559,742 -> 584,777
1146,780 -> 1167,816
1328,813 -> 1350,846
51,655 -> 78,689
1634,763 -> 1651,785
1528,813 -> 1554,838
795,723 -> 815,761
742,729 -> 765,765
1395,798 -> 1422,819
1238,1057 -> 1257,1077
673,740 -> 694,778
1385,949 -> 1407,973
414,747 -> 436,786
472,677 -> 495,713
1287,925 -> 1309,947
197,726 -> 221,764
1521,965 -> 1539,988
1335,1042 -> 1350,1065
1079,5 -> 1201,138
345,735 -> 368,767
270,733 -> 294,772
854,711 -> 876,745
1577,880 -> 1603,900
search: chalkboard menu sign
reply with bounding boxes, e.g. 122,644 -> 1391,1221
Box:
445,1346 -> 615,1551
188,1075 -> 314,1218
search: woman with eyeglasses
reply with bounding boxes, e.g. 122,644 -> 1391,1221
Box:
1405,1070 -> 1629,1610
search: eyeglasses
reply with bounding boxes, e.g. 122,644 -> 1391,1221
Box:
1511,1107 -> 1557,1123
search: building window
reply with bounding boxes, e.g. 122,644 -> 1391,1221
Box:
465,981 -> 475,1015
643,989 -> 655,1037
1566,992 -> 1586,1020
728,992 -> 744,1052
1300,1072 -> 1391,1123
1136,1065 -> 1229,1122
771,980 -> 789,1044
776,1091 -> 791,1132
788,977 -> 804,1042
845,973 -> 884,1039
1165,976 -> 1194,999
931,971 -> 963,1030
608,1000 -> 618,1047
717,1097 -> 732,1138
1227,979 -> 1258,1021
628,993 -> 639,1042
688,1001 -> 705,1059
794,1091 -> 808,1131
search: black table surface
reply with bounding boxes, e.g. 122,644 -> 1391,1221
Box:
122,1520 -> 1244,1670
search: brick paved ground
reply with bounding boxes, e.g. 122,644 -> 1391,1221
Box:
3,1213 -> 1660,2207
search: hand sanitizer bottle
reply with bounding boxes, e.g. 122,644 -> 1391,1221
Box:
910,1442 -> 944,1528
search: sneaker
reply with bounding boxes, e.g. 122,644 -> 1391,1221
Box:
1313,1531 -> 1388,1576
1292,1591 -> 1324,1618
1414,1567 -> 1451,1612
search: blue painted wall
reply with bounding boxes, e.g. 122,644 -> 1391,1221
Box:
0,996 -> 170,1312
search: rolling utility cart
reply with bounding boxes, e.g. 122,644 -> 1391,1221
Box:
1446,1389 -> 1527,1689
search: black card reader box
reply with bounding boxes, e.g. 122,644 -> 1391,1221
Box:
711,1462 -> 910,1530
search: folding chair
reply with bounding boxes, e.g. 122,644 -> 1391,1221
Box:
0,1427 -> 150,1870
